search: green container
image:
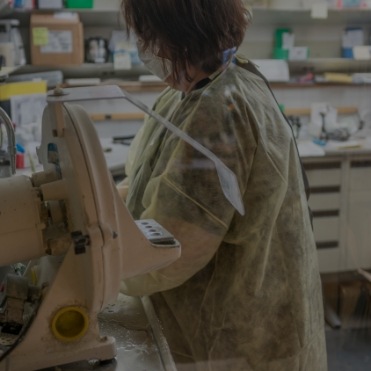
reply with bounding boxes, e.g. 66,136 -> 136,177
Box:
65,0 -> 93,8
273,48 -> 289,60
274,28 -> 292,48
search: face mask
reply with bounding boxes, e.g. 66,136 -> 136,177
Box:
137,42 -> 172,81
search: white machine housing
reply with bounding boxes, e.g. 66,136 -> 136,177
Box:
0,89 -> 180,370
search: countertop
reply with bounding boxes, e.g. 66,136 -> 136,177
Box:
15,137 -> 129,178
41,294 -> 177,371
298,137 -> 371,158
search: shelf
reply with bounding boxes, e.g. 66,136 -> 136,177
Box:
3,5 -> 371,27
288,58 -> 371,74
2,3 -> 371,80
11,63 -> 151,80
2,9 -> 124,28
8,58 -> 371,81
270,82 -> 371,88
0,0 -> 122,26
6,6 -> 371,28
251,8 -> 371,25
77,10 -> 124,27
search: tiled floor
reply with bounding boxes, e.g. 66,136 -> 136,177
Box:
327,328 -> 371,371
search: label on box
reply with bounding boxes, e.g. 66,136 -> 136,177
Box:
114,50 -> 132,70
342,28 -> 364,48
40,30 -> 73,54
10,93 -> 47,128
32,27 -> 49,46
282,33 -> 295,49
311,3 -> 328,19
353,45 -> 371,60
289,46 -> 309,60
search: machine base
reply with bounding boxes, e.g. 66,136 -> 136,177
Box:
0,336 -> 116,371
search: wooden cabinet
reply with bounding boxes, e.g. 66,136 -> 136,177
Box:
303,154 -> 371,273
304,158 -> 344,273
346,159 -> 371,270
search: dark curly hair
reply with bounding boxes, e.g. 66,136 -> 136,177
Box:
121,0 -> 250,82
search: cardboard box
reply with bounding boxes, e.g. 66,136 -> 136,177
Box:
0,80 -> 47,118
30,13 -> 84,66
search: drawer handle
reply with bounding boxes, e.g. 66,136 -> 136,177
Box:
351,160 -> 371,168
312,210 -> 340,218
304,162 -> 341,170
316,241 -> 339,249
310,186 -> 341,194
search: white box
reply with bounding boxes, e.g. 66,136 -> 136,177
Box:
0,43 -> 15,66
38,0 -> 64,9
289,46 -> 309,60
353,45 -> 371,60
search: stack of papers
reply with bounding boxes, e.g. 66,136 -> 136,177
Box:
325,140 -> 363,151
297,140 -> 325,157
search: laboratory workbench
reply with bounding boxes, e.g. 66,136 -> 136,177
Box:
298,137 -> 371,158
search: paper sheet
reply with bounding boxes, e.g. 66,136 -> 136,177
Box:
297,140 -> 326,157
311,3 -> 328,19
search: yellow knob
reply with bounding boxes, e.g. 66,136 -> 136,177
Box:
51,306 -> 89,342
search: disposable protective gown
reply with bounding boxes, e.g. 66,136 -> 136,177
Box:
120,57 -> 327,371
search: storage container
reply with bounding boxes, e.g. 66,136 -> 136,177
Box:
65,0 -> 93,9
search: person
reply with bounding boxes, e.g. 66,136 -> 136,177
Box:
118,1 -> 328,370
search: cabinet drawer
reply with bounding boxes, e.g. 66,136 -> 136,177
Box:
309,192 -> 340,211
304,161 -> 342,187
306,169 -> 341,187
313,216 -> 340,243
350,160 -> 371,191
317,248 -> 343,273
